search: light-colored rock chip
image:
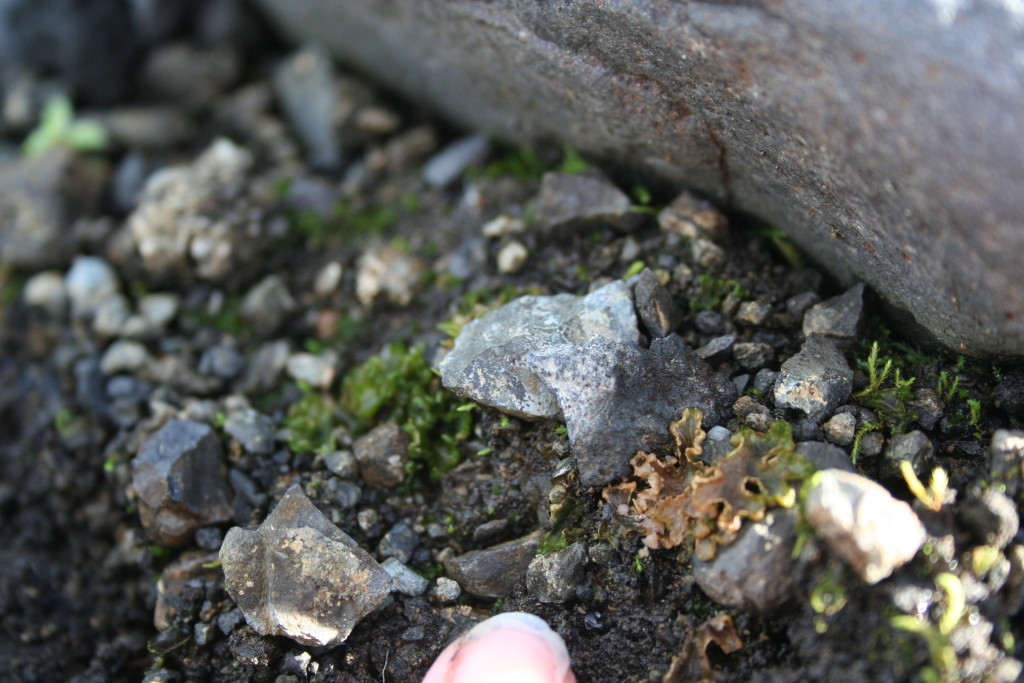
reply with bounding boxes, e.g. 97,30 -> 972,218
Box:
805,468 -> 925,584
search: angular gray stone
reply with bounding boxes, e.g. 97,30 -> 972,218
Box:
439,281 -> 639,419
633,268 -> 682,338
802,283 -> 865,340
442,530 -> 544,599
693,509 -> 801,614
377,522 -> 419,564
774,335 -> 853,422
272,45 -> 343,171
534,172 -> 638,234
154,551 -> 222,631
353,423 -> 409,490
381,557 -> 430,596
805,469 -> 925,584
199,344 -> 247,379
240,274 -> 296,336
695,334 -> 735,362
132,419 -> 233,546
322,449 -> 359,479
526,542 -> 587,604
224,409 -> 276,455
526,335 -> 737,488
253,0 -> 1024,357
732,342 -> 773,371
219,485 -> 392,647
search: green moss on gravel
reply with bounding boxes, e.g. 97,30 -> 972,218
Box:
341,342 -> 473,479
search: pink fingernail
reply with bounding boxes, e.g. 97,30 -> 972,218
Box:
422,612 -> 576,683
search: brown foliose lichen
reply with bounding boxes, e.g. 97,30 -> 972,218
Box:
603,408 -> 814,560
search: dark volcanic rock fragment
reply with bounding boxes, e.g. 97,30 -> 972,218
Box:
632,268 -> 682,338
132,419 -> 233,546
219,485 -> 392,647
442,531 -> 544,599
693,509 -> 801,613
527,335 -> 737,488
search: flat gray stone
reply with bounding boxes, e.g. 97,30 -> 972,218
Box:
220,485 -> 392,647
805,469 -> 925,584
252,0 -> 1024,357
439,281 -> 639,419
534,172 -> 639,234
802,283 -> 865,340
693,509 -> 801,613
526,335 -> 737,488
774,335 -> 853,422
132,419 -> 233,547
442,530 -> 543,599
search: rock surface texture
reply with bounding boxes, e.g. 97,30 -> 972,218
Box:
439,281 -> 639,419
219,485 -> 392,647
253,0 -> 1024,357
528,335 -> 737,487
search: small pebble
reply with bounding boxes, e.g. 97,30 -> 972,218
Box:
286,351 -> 338,389
432,576 -> 461,604
497,240 -> 529,274
823,412 -> 856,447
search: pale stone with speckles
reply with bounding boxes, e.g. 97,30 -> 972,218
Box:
220,485 -> 392,647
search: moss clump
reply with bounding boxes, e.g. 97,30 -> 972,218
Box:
341,342 -> 472,479
282,387 -> 341,455
689,274 -> 747,312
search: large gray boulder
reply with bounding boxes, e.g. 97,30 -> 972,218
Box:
254,0 -> 1024,357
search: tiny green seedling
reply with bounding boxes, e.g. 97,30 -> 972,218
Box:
966,398 -> 983,439
22,95 -> 107,157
